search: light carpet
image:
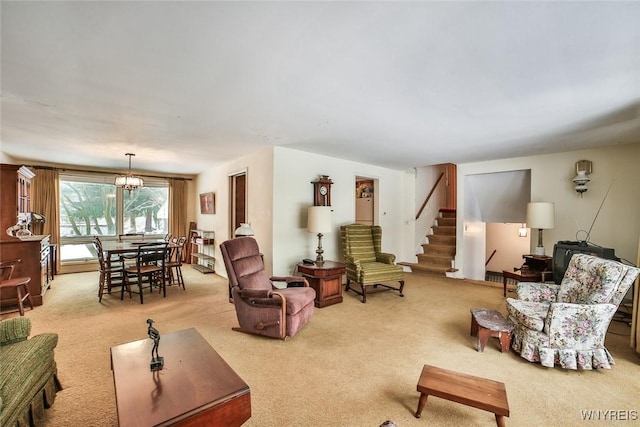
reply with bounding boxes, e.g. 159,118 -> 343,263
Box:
10,266 -> 640,426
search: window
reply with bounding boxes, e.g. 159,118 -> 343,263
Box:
59,172 -> 168,262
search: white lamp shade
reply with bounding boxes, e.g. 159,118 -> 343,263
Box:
307,206 -> 332,233
526,202 -> 555,229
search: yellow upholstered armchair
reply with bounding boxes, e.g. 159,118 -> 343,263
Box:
340,224 -> 404,303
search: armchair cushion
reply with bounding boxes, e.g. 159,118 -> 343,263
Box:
0,318 -> 61,426
506,299 -> 549,332
507,253 -> 640,369
556,253 -> 624,304
515,282 -> 559,302
343,226 -> 377,262
221,237 -> 315,339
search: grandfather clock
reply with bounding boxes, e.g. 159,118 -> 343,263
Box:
311,175 -> 333,206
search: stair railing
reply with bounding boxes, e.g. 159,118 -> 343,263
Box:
416,172 -> 445,220
486,249 -> 497,266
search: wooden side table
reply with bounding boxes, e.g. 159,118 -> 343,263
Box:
502,254 -> 552,297
297,261 -> 346,308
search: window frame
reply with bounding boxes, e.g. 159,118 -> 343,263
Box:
58,172 -> 169,263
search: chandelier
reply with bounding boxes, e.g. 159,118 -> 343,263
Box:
115,153 -> 144,192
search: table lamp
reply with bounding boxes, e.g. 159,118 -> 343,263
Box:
526,202 -> 555,256
307,206 -> 332,265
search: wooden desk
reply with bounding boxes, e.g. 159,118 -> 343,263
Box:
110,328 -> 251,427
297,261 -> 346,308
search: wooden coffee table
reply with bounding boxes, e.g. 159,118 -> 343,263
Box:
415,365 -> 509,427
110,327 -> 251,426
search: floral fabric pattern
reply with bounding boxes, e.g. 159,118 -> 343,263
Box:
557,253 -> 623,304
506,299 -> 549,331
515,282 -> 559,302
506,253 -> 640,370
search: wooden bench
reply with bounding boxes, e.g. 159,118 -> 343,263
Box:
470,308 -> 514,352
415,364 -> 510,427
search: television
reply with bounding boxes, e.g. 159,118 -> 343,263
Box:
552,241 -> 618,285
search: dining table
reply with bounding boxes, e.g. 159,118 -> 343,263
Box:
100,240 -> 170,258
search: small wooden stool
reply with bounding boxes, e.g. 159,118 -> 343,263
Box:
0,277 -> 33,316
415,364 -> 509,427
470,308 -> 513,352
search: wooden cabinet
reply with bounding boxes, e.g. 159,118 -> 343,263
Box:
297,261 -> 346,308
1,164 -> 35,236
0,235 -> 51,307
191,230 -> 215,274
0,164 -> 51,309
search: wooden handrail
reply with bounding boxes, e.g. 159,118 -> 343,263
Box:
415,172 -> 445,220
486,249 -> 497,266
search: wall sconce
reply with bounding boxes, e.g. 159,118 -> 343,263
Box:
572,160 -> 592,196
234,223 -> 254,237
518,223 -> 528,237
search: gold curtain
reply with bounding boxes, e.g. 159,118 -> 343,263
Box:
631,236 -> 640,353
31,168 -> 60,272
168,179 -> 187,241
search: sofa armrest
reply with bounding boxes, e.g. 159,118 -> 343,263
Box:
0,317 -> 31,347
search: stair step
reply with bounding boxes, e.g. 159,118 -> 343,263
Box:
401,263 -> 448,277
427,235 -> 456,246
436,217 -> 456,227
422,244 -> 456,256
439,209 -> 456,219
417,254 -> 452,267
432,225 -> 455,236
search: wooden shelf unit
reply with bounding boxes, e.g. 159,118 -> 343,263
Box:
191,230 -> 215,274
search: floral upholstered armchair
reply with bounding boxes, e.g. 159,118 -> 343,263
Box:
506,253 -> 639,369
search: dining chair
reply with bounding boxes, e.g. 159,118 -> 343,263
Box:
93,237 -> 126,302
121,242 -> 169,304
0,259 -> 34,316
118,232 -> 144,242
165,237 -> 186,290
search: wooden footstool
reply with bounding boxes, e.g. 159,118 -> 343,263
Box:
470,308 -> 513,352
415,364 -> 510,427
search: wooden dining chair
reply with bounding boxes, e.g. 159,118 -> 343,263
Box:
165,237 -> 186,290
121,242 -> 169,304
0,259 -> 34,316
93,237 -> 126,302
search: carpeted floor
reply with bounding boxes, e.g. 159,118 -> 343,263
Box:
9,266 -> 640,426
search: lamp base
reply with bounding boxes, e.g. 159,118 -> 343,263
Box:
534,246 -> 546,256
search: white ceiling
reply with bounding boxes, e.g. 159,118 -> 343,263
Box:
2,1 -> 640,175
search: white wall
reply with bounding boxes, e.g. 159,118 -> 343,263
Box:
271,147 -> 410,276
485,223 -> 531,272
457,143 -> 640,279
194,147 -> 274,276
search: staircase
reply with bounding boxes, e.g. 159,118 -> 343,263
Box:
402,209 -> 456,277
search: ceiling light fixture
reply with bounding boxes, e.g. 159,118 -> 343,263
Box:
115,153 -> 144,192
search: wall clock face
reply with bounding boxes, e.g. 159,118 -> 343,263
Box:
319,186 -> 328,196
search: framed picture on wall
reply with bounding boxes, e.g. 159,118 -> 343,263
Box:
199,192 -> 215,214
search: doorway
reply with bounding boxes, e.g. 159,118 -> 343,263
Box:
229,171 -> 247,236
355,177 -> 376,225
